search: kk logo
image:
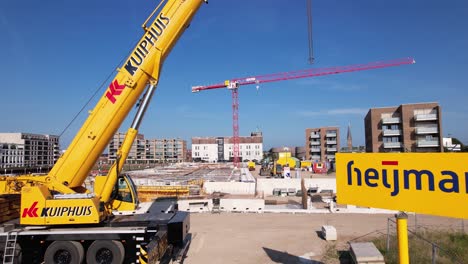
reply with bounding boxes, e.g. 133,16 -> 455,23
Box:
106,80 -> 126,104
22,201 -> 39,218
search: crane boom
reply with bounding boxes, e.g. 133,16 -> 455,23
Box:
48,0 -> 205,190
192,57 -> 415,92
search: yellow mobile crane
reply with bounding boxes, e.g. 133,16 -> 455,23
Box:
0,0 -> 206,263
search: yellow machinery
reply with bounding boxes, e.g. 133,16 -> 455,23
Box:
247,161 -> 256,171
138,186 -> 190,201
300,160 -> 312,169
276,152 -> 300,169
0,1 -> 207,263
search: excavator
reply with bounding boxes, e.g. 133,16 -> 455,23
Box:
0,0 -> 207,263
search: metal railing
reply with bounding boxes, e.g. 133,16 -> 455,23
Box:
383,142 -> 403,148
382,117 -> 401,124
417,139 -> 440,147
415,127 -> 438,134
415,114 -> 437,121
383,129 -> 402,136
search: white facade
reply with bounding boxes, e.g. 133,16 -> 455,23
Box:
223,143 -> 263,161
192,142 -> 263,163
0,143 -> 25,169
192,144 -> 218,162
192,133 -> 263,163
443,137 -> 461,151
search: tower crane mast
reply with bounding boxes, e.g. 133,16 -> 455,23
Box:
192,58 -> 415,168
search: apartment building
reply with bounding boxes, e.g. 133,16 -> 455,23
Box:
192,132 -> 263,163
0,133 -> 60,169
364,102 -> 443,152
0,143 -> 24,169
108,132 -> 187,163
305,127 -> 340,162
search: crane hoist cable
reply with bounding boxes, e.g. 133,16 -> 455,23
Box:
58,40 -> 139,138
307,0 -> 315,64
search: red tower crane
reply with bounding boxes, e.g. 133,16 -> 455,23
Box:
192,57 -> 415,168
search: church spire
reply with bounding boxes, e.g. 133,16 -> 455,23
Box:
347,123 -> 352,150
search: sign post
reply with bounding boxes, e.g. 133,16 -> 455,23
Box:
396,212 -> 409,264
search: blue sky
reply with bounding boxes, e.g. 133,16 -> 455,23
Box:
1,0 -> 467,150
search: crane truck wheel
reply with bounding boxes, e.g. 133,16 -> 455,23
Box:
86,240 -> 124,264
44,241 -> 84,264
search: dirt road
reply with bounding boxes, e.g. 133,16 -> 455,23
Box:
184,212 -> 463,264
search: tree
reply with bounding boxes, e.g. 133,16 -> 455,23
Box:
452,137 -> 463,146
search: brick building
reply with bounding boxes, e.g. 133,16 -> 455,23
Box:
364,102 -> 443,152
305,127 -> 340,162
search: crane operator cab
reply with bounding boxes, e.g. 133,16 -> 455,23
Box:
111,174 -> 139,211
94,174 -> 139,212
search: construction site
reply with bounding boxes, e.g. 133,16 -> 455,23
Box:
116,162 -> 337,213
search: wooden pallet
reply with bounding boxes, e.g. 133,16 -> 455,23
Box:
0,195 -> 20,223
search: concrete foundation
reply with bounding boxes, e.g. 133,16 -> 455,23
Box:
219,199 -> 264,212
256,178 -> 336,196
204,181 -> 256,195
178,199 -> 264,213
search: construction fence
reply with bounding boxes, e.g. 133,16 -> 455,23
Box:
346,215 -> 467,264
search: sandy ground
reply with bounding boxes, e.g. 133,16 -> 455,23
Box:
184,212 -> 464,264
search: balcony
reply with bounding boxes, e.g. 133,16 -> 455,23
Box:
327,147 -> 337,152
311,155 -> 321,160
310,147 -> 321,152
326,140 -> 337,145
383,129 -> 402,136
326,132 -> 337,138
382,117 -> 401,124
310,133 -> 320,139
415,127 -> 438,134
310,141 -> 320,146
415,114 -> 437,121
417,139 -> 439,147
383,142 -> 403,149
327,155 -> 336,160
